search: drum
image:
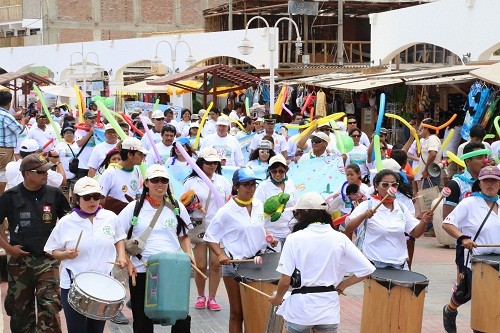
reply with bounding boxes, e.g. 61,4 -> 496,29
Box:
68,271 -> 126,321
360,269 -> 428,333
471,255 -> 500,332
236,252 -> 284,333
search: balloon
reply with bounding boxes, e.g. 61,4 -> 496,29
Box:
104,97 -> 114,107
74,84 -> 84,123
373,134 -> 383,171
140,116 -> 161,164
421,114 -> 457,135
385,113 -> 420,155
484,134 -> 495,141
441,128 -> 454,151
375,93 -> 386,135
446,151 -> 466,168
340,134 -> 354,153
92,96 -> 104,102
334,130 -> 345,154
175,142 -> 225,208
33,84 -> 63,142
460,149 -> 491,161
300,93 -> 315,115
245,97 -> 250,116
494,116 -> 500,137
292,112 -> 345,141
120,112 -> 144,136
193,101 -> 213,150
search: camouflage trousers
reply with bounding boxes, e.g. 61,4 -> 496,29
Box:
5,254 -> 62,333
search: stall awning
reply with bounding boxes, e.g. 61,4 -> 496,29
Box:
405,74 -> 475,86
470,62 -> 500,86
329,78 -> 402,91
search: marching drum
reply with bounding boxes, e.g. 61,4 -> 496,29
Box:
471,255 -> 500,332
68,272 -> 126,321
236,252 -> 284,333
360,269 -> 428,333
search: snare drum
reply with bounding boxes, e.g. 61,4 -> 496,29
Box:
471,255 -> 500,332
360,269 -> 428,333
236,252 -> 283,333
68,272 -> 126,321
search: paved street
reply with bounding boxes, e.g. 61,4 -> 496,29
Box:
1,237 -> 475,332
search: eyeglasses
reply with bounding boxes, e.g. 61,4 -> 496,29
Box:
270,169 -> 287,175
81,193 -> 102,201
311,139 -> 325,144
154,118 -> 164,121
318,128 -> 331,132
149,177 -> 169,184
204,161 -> 219,166
350,134 -> 361,138
379,182 -> 399,189
259,149 -> 270,154
240,181 -> 257,189
29,170 -> 48,175
348,121 -> 357,124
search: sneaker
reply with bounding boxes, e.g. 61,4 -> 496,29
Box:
111,310 -> 130,325
195,296 -> 206,309
443,305 -> 457,333
207,298 -> 221,311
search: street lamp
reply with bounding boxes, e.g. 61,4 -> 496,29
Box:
69,45 -> 101,106
151,38 -> 196,106
239,16 -> 302,114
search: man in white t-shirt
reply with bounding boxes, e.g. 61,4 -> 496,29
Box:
145,124 -> 175,166
74,111 -> 97,179
200,116 -> 244,166
415,118 -> 441,189
249,115 -> 288,159
456,124 -> 492,158
26,113 -> 58,152
141,109 -> 164,151
229,102 -> 244,127
87,124 -> 119,177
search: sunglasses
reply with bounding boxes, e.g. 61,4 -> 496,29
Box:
81,193 -> 102,201
348,121 -> 357,124
311,139 -> 325,144
240,181 -> 257,189
154,118 -> 164,121
259,149 -> 270,154
318,128 -> 331,132
351,134 -> 361,138
270,169 -> 287,175
149,177 -> 169,184
204,161 -> 219,166
29,170 -> 48,175
379,182 -> 399,189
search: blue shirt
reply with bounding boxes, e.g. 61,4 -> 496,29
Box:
0,107 -> 24,148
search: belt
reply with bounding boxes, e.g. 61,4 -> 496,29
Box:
291,285 -> 336,295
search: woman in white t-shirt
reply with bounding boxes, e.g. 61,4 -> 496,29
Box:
44,177 -> 128,333
345,127 -> 369,179
182,147 -> 232,312
346,169 -> 433,269
119,165 -> 193,333
246,138 -> 275,169
270,192 -> 375,333
255,154 -> 297,246
204,168 -> 267,333
165,138 -> 194,167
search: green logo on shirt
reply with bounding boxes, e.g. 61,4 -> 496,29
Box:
130,179 -> 139,191
165,218 -> 175,229
102,225 -> 114,236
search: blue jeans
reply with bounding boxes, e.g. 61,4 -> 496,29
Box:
285,321 -> 338,333
61,288 -> 106,333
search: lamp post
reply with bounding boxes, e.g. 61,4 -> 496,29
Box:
239,16 -> 302,114
151,38 -> 196,106
68,44 -> 100,107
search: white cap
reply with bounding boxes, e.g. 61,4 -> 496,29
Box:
190,122 -> 200,129
198,109 -> 206,118
198,147 -> 221,162
145,164 -> 169,180
255,117 -> 264,123
216,116 -> 231,126
258,140 -> 273,150
74,177 -> 103,196
381,158 -> 402,172
122,137 -> 148,154
151,110 -> 164,119
19,139 -> 40,153
104,123 -> 114,131
310,132 -> 331,143
286,192 -> 327,211
190,113 -> 199,120
269,154 -> 287,168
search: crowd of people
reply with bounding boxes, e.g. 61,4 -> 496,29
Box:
0,87 -> 499,333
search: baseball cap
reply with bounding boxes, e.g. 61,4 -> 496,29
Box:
478,166 -> 500,181
20,139 -> 40,153
380,128 -> 388,135
20,153 -> 54,172
151,110 -> 164,119
381,158 -> 402,172
269,154 -> 287,168
61,126 -> 76,135
258,140 -> 273,150
73,177 -> 103,196
255,117 -> 264,123
104,123 -> 115,131
191,113 -> 200,121
145,164 -> 169,180
36,113 -> 47,119
216,116 -> 231,127
286,192 -> 327,211
121,137 -> 148,154
83,111 -> 97,119
198,147 -> 221,162
190,122 -> 200,129
310,132 -> 330,143
232,168 -> 261,184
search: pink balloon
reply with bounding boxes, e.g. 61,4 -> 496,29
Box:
139,116 -> 161,164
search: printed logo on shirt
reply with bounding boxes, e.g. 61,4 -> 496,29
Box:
121,185 -> 128,193
164,218 -> 175,229
102,225 -> 115,237
216,185 -> 224,194
42,205 -> 52,223
397,213 -> 406,224
130,179 -> 139,191
258,213 -> 264,224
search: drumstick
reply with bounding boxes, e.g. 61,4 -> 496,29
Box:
430,187 -> 451,213
75,230 -> 83,251
191,263 -> 208,280
372,187 -> 398,212
107,261 -> 121,265
475,244 -> 500,247
234,276 -> 272,298
229,259 -> 255,263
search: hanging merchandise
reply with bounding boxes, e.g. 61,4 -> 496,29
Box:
296,86 -> 305,109
461,81 -> 490,140
480,92 -> 499,130
259,80 -> 270,104
301,90 -> 316,115
274,86 -> 287,115
418,86 -> 431,112
315,89 -> 327,117
344,92 -> 355,115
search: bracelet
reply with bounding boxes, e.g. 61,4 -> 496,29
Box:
457,235 -> 471,246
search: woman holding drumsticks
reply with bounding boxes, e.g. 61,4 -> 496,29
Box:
44,177 -> 128,333
346,169 -> 433,269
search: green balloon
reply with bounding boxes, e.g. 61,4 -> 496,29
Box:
340,134 -> 354,153
104,97 -> 114,107
92,96 -> 104,102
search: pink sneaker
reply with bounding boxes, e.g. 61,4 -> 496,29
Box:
195,296 -> 206,309
207,297 -> 221,311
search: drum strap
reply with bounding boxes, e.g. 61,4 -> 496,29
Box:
464,202 -> 496,267
291,285 -> 336,295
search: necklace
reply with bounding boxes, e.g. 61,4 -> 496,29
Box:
146,195 -> 163,207
234,197 -> 253,206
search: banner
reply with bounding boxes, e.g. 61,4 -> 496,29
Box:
124,101 -> 182,122
237,133 -> 256,162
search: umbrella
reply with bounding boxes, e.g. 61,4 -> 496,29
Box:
118,76 -> 202,95
39,85 -> 89,97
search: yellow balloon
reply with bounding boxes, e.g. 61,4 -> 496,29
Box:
446,151 -> 466,168
193,102 -> 213,150
441,128 -> 454,151
385,113 -> 420,155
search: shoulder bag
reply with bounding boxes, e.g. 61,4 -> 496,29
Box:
125,200 -> 164,257
68,135 -> 92,174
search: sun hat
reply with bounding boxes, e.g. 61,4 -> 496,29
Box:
285,192 -> 327,211
198,147 -> 221,162
151,110 -> 164,119
73,177 -> 103,196
310,132 -> 330,143
145,164 -> 169,180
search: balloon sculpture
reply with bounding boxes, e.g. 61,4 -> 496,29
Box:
264,193 -> 291,222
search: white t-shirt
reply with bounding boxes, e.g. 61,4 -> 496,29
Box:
246,159 -> 268,170
415,134 -> 441,181
345,144 -> 369,178
176,121 -> 191,136
348,198 -> 419,265
255,178 -> 297,239
74,129 -> 97,170
182,174 -> 232,225
44,209 -> 126,289
14,126 -> 29,155
118,200 -> 190,273
443,196 -> 500,266
99,165 -> 142,202
456,141 -> 492,158
277,224 -> 375,325
5,159 -> 63,189
200,133 -> 244,166
201,121 -> 216,137
141,131 -> 162,152
26,126 -> 57,151
204,199 -> 267,259
250,132 -> 289,155
491,140 -> 500,160
145,142 -> 173,167
55,141 -> 79,180
87,141 -> 117,171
